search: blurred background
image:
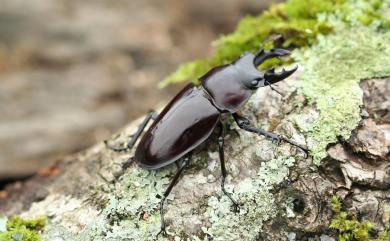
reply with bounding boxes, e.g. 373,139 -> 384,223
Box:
0,0 -> 277,186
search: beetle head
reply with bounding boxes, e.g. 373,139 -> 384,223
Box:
235,48 -> 297,90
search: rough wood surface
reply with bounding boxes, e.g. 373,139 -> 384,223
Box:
0,71 -> 388,240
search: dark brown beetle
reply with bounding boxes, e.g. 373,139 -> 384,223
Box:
105,48 -> 308,235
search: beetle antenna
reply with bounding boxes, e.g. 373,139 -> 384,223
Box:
265,80 -> 284,96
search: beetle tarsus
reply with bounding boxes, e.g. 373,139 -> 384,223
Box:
218,123 -> 240,210
221,180 -> 240,212
233,113 -> 309,157
104,111 -> 156,152
158,155 -> 191,235
104,140 -> 130,152
278,136 -> 309,158
156,202 -> 167,237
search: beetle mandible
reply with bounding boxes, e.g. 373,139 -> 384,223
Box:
105,48 -> 308,235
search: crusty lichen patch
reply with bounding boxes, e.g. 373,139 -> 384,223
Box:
288,0 -> 390,165
27,169 -> 174,240
293,25 -> 390,164
203,157 -> 295,240
102,167 -> 173,240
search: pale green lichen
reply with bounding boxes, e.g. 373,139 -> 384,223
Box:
203,157 -> 295,240
36,152 -> 298,241
38,167 -> 174,241
293,23 -> 390,164
101,167 -> 173,240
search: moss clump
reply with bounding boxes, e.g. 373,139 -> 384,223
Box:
330,196 -> 390,241
160,0 -> 390,88
159,0 -> 344,87
0,216 -> 46,241
335,0 -> 390,28
330,196 -> 373,241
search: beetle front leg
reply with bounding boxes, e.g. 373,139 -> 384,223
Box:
232,113 -> 308,157
218,122 -> 240,211
157,154 -> 191,236
105,110 -> 157,152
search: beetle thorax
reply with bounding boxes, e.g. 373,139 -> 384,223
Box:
200,65 -> 253,113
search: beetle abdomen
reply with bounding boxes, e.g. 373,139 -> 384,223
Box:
134,84 -> 220,169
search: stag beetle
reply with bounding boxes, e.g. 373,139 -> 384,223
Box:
105,48 -> 308,235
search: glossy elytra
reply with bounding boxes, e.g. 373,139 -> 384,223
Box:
105,48 -> 308,235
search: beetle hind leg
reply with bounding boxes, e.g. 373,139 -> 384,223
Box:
157,154 -> 191,236
218,122 -> 240,211
105,111 -> 157,152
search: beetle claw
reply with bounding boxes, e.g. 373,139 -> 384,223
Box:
104,140 -> 130,152
156,227 -> 166,238
264,65 -> 298,85
268,134 -> 281,155
232,203 -> 241,213
278,136 -> 309,158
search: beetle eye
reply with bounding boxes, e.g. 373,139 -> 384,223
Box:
251,80 -> 258,86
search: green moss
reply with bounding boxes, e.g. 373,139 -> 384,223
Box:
159,0 -> 344,87
334,0 -> 390,28
0,216 -> 46,241
330,196 -> 372,241
178,0 -> 390,86
330,196 -> 390,241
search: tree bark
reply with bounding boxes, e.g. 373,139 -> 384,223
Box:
0,73 -> 389,241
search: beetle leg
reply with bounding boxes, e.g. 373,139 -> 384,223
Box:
218,122 -> 240,211
157,154 -> 191,236
232,113 -> 309,158
104,111 -> 157,152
